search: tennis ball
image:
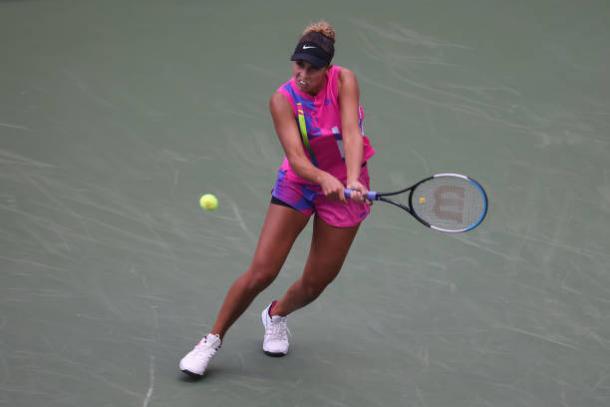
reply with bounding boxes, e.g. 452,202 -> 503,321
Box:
199,194 -> 219,211
418,196 -> 426,205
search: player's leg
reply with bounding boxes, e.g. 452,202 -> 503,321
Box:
259,215 -> 359,356
210,203 -> 310,338
179,203 -> 309,376
272,215 -> 360,316
260,168 -> 370,356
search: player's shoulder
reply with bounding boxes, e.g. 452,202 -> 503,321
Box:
335,65 -> 355,79
269,91 -> 292,114
336,66 -> 358,92
337,66 -> 358,92
270,89 -> 291,104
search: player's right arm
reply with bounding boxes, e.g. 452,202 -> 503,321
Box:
269,92 -> 345,201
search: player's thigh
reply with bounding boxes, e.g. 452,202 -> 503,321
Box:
250,203 -> 310,272
301,215 -> 360,285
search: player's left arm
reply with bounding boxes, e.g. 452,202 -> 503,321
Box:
338,67 -> 366,200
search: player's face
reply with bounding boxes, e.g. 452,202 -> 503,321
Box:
292,61 -> 328,95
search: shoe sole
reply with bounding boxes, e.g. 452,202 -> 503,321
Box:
263,350 -> 288,357
181,369 -> 203,378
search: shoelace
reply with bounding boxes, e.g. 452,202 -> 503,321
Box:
193,338 -> 219,358
266,318 -> 291,340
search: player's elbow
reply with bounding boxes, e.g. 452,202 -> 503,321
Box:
286,154 -> 309,175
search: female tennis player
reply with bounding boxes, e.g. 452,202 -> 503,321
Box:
180,20 -> 376,377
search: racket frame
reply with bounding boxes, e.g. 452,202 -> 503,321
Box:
348,173 -> 488,233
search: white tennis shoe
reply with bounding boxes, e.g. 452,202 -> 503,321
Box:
261,302 -> 290,356
179,333 -> 221,377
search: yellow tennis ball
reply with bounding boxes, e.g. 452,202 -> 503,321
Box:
418,196 -> 426,205
199,194 -> 218,211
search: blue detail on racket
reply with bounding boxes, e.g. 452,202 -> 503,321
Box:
345,173 -> 488,233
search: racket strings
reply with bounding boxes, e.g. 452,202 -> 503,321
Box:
412,176 -> 486,231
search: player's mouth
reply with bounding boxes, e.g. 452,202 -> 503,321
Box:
296,77 -> 308,89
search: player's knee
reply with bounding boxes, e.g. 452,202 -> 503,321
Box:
245,263 -> 278,291
250,273 -> 275,292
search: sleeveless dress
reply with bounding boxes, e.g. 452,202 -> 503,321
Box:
271,65 -> 375,227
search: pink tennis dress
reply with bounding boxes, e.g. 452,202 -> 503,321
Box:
272,65 -> 376,227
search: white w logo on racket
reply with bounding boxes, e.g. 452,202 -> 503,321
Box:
433,185 -> 465,223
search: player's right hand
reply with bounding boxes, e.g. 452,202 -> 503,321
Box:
318,172 -> 346,202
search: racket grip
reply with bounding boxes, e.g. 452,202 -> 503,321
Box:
344,188 -> 378,200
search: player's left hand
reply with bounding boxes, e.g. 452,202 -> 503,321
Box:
346,180 -> 370,204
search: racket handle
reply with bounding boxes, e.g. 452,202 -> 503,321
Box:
344,188 -> 378,201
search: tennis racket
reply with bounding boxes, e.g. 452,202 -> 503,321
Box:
345,173 -> 488,233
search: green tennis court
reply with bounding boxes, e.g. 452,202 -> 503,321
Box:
1,0 -> 609,406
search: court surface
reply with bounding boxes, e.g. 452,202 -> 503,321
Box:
1,1 -> 609,406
